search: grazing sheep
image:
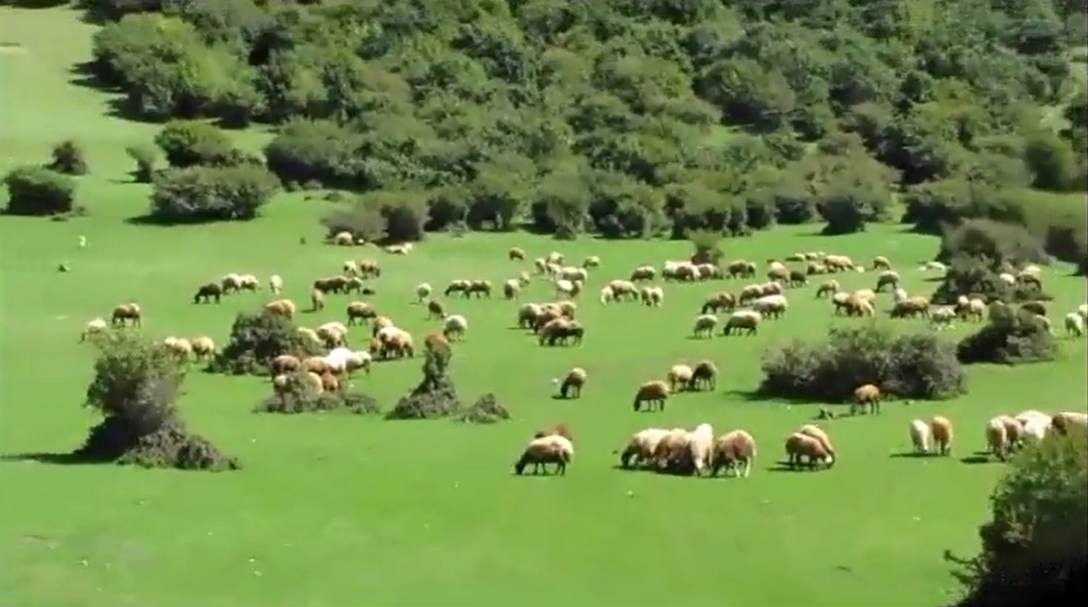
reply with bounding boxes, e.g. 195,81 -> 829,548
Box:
930,306 -> 956,330
301,355 -> 330,375
997,415 -> 1025,451
538,318 -> 584,347
930,416 -> 954,456
785,433 -> 834,470
111,303 -> 142,327
554,278 -> 580,299
688,423 -> 715,475
722,310 -> 761,336
163,336 -> 193,359
1065,312 -> 1084,337
503,279 -> 520,300
824,255 -> 855,273
237,274 -> 260,291
325,346 -> 372,375
872,256 -> 892,270
557,367 -> 587,399
798,424 -> 835,458
619,428 -> 669,468
264,298 -> 297,319
633,380 -> 670,412
725,260 -> 757,279
890,296 -> 930,319
303,371 -> 325,394
652,428 -> 695,474
270,354 -> 301,375
630,265 -> 656,282
443,314 -> 468,341
268,275 -> 283,295
640,286 -> 664,307
1077,304 -> 1087,320
985,417 -> 1009,461
509,247 -> 526,261
190,336 -> 216,361
378,327 -> 415,359
193,282 -> 223,304
690,360 -> 718,391
666,364 -> 694,392
426,299 -> 447,320
1051,411 -> 1088,435
317,321 -> 349,347
558,266 -> 588,283
599,285 -> 616,304
514,435 -> 574,476
909,419 -> 932,454
583,255 -> 600,268
423,332 -> 449,353
701,291 -> 737,314
710,430 -> 756,478
815,280 -> 839,298
415,283 -> 432,303
852,384 -> 881,415
346,301 -> 377,325
221,273 -> 243,293
80,318 -> 109,343
310,288 -> 325,312
751,294 -> 788,319
320,372 -> 340,392
691,314 -> 718,339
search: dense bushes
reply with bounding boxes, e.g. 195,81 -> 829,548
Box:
948,433 -> 1086,607
254,371 -> 381,415
931,258 -> 1048,305
209,312 -> 323,376
956,307 -> 1057,366
386,346 -> 462,420
757,326 -> 966,404
2,165 -> 78,217
149,162 -> 279,223
84,0 -> 1082,240
75,333 -> 238,471
48,140 -> 89,176
930,221 -> 1052,304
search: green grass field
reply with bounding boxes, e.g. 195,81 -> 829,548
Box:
2,7 -> 1086,607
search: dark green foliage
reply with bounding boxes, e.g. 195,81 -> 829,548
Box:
688,230 -> 724,265
947,433 -> 1086,607
254,372 -> 382,415
82,0 -> 1081,240
758,326 -> 967,403
930,257 -> 1049,305
209,312 -> 323,376
75,333 -> 238,471
125,143 -> 158,183
148,163 -> 279,224
2,165 -> 77,217
936,220 -> 1050,269
385,345 -> 461,420
956,308 -> 1057,365
454,393 -> 511,424
48,140 -> 89,176
154,120 -> 241,168
320,191 -> 427,244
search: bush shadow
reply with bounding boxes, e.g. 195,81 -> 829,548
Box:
960,453 -> 995,465
66,62 -> 170,126
766,462 -> 803,472
0,451 -> 106,466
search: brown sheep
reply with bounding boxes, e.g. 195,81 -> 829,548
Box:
930,416 -> 954,456
710,430 -> 757,478
509,247 -> 526,261
558,367 -> 587,399
787,270 -> 807,288
875,270 -> 900,292
320,373 -> 340,393
1020,301 -> 1048,317
301,356 -> 330,375
701,291 -> 737,314
426,300 -> 446,320
533,422 -> 573,443
767,267 -> 789,283
651,429 -> 695,474
985,417 -> 1010,461
872,256 -> 892,270
264,299 -> 297,319
633,380 -> 670,412
111,303 -> 142,327
785,433 -> 834,470
303,371 -> 324,394
424,332 -> 450,352
514,435 -> 574,476
852,384 -> 882,415
313,276 -> 350,294
383,330 -> 415,359
1051,411 -> 1087,435
891,297 -> 930,319
190,336 -> 216,361
346,301 -> 377,325
371,316 -> 395,337
270,354 -> 301,375
726,260 -> 757,279
690,360 -> 718,391
798,425 -> 836,461
193,282 -> 223,304
666,364 -> 694,392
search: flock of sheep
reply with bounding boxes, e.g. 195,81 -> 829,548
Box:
73,240 -> 1087,477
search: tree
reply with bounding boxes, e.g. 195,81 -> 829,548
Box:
47,140 -> 89,175
148,163 -> 280,224
3,165 -> 78,217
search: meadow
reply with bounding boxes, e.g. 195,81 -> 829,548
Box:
1,7 -> 1086,607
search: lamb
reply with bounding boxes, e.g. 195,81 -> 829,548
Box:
852,384 -> 881,415
503,279 -> 520,300
751,294 -> 788,319
111,303 -> 142,327
513,435 -> 574,476
193,282 -> 223,304
618,428 -> 669,468
415,283 -> 432,303
269,275 -> 283,295
785,433 -> 834,470
710,430 -> 757,478
443,314 -> 468,341
985,417 -> 1009,461
557,367 -> 587,399
1065,312 -> 1084,337
690,360 -> 718,391
722,310 -> 761,336
688,423 -> 715,475
190,336 -> 216,361
346,301 -> 377,325
691,314 -> 719,338
930,416 -> 954,456
264,298 -> 297,319
80,318 -> 108,343
907,419 -> 931,454
666,364 -> 694,392
633,380 -> 670,412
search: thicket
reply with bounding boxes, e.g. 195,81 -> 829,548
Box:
209,311 -> 324,376
73,333 -> 239,471
2,165 -> 79,217
86,0 -> 1086,242
757,325 -> 966,404
384,343 -> 510,423
254,371 -> 382,415
947,432 -> 1086,607
931,220 -> 1053,305
957,306 -> 1058,365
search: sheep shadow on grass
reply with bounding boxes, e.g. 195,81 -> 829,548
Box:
889,451 -> 945,459
766,461 -> 822,473
960,452 -> 997,465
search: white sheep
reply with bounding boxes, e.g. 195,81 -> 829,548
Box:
751,294 -> 788,319
692,314 -> 718,338
618,428 -> 670,468
325,347 -> 372,375
317,321 -> 349,347
344,260 -> 360,276
416,283 -> 432,303
514,434 -> 575,475
443,314 -> 468,341
1065,312 -> 1085,337
599,285 -> 615,304
1077,304 -> 1088,320
892,288 -> 908,304
554,279 -> 577,298
269,274 -> 283,294
909,419 -> 932,454
80,318 -> 108,343
687,423 -> 715,476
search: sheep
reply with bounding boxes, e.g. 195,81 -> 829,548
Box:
691,314 -> 718,339
815,280 -> 839,299
874,270 -> 900,293
722,310 -> 760,336
738,284 -> 764,305
1078,304 -> 1088,320
320,372 -> 340,392
317,321 -> 349,347
852,384 -> 881,415
1065,312 -> 1085,337
583,255 -> 600,269
193,282 -> 223,304
751,294 -> 788,319
221,273 -> 243,293
666,364 -> 694,392
111,303 -> 142,327
909,419 -> 932,454
640,286 -> 664,307
1051,412 -> 1088,436
331,231 -> 354,246
415,283 -> 432,303
443,314 -> 468,341
892,288 -> 908,304
890,296 -> 930,319
190,336 -> 216,361
509,246 -> 525,261
534,423 -> 574,442
296,327 -> 320,348
618,428 -> 669,468
785,433 -> 834,470
313,276 -> 350,294
700,291 -> 736,314
630,265 -> 656,282
378,327 -> 414,359
301,355 -> 330,376
538,318 -> 584,347
163,336 -> 193,360
824,255 -> 855,273
384,243 -> 412,255
554,278 -> 580,299
930,306 -> 956,330
798,424 -> 835,460
261,298 -> 296,320
557,367 -> 587,399
872,256 -> 892,271
633,380 -> 670,412
237,274 -> 260,291
997,415 -> 1026,451
270,354 -> 301,375
514,434 -> 574,476
710,430 -> 757,478
599,285 -> 616,304
268,275 -> 283,295
503,279 -> 520,300
558,266 -> 588,283
985,417 -> 1010,461
516,303 -> 542,329
80,318 -> 108,343
690,360 -> 718,391
310,288 -> 325,312
767,266 -> 789,283
325,346 -> 372,376
786,269 -> 807,288
688,423 -> 715,476
303,371 -> 325,394
652,428 -> 696,474
346,301 -> 377,326
930,416 -> 954,456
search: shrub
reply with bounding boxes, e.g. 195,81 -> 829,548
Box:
148,163 -> 280,224
757,325 -> 966,404
125,144 -> 158,183
74,333 -> 238,471
453,393 -> 511,424
956,308 -> 1057,365
209,312 -> 324,376
320,191 -> 428,245
385,345 -> 461,420
263,120 -> 361,190
688,230 -> 725,265
936,219 -> 1050,269
154,120 -> 238,168
48,140 -> 89,176
930,257 -> 1049,305
947,433 -> 1087,607
254,372 -> 381,415
3,165 -> 77,216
